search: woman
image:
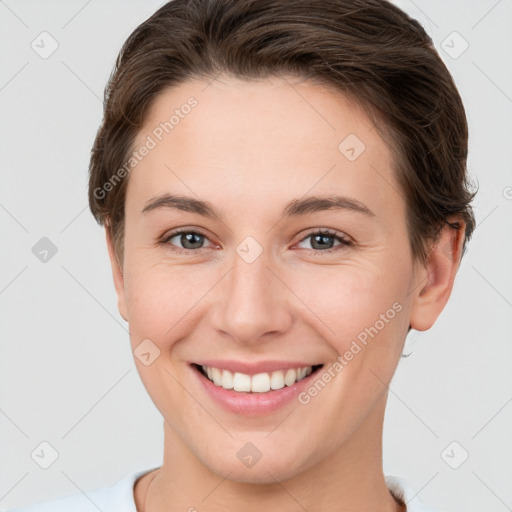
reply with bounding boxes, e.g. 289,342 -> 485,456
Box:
11,0 -> 476,510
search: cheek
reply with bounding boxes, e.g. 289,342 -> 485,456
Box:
297,261 -> 401,324
290,263 -> 408,364
123,262 -> 212,346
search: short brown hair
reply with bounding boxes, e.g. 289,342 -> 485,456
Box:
88,0 -> 477,266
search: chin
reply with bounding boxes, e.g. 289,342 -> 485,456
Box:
200,445 -> 313,484
213,463 -> 299,485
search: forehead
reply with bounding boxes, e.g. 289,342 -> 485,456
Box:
128,75 -> 403,224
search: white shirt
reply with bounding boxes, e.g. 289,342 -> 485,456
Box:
7,468 -> 444,512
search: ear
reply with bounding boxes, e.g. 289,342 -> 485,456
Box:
105,225 -> 128,322
409,217 -> 466,332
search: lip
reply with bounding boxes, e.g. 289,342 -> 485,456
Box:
192,359 -> 320,375
190,362 -> 323,416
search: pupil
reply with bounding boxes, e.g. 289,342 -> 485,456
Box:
312,234 -> 333,250
182,232 -> 203,249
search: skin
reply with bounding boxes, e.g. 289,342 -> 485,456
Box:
104,74 -> 465,512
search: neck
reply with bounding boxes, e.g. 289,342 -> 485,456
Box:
137,399 -> 404,512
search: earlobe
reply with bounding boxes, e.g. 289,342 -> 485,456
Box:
409,218 -> 465,332
105,225 -> 129,322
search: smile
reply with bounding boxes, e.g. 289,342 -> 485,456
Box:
193,363 -> 323,393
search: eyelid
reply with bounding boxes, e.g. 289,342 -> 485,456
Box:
298,227 -> 350,241
297,227 -> 351,242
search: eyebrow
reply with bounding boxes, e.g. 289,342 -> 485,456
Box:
141,193 -> 375,219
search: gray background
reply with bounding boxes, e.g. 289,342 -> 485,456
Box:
0,0 -> 511,510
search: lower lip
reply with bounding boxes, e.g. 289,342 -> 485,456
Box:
191,365 -> 321,416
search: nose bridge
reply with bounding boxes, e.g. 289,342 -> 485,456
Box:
214,241 -> 291,343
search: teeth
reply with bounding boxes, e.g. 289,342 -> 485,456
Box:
233,372 -> 251,392
284,369 -> 296,386
211,367 -> 222,386
270,371 -> 285,390
200,365 -> 314,393
221,369 -> 234,390
251,373 -> 270,393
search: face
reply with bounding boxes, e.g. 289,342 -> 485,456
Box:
106,74 -> 459,483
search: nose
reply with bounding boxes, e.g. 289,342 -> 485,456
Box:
211,246 -> 293,345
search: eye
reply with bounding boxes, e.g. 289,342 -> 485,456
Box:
296,229 -> 352,253
161,229 -> 213,253
159,227 -> 352,255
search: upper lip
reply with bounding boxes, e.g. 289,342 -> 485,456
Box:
192,360 -> 322,375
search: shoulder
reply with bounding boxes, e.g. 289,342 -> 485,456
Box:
5,467 -> 157,512
385,475 -> 449,512
6,487 -> 115,512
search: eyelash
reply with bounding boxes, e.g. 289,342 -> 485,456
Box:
159,228 -> 353,255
